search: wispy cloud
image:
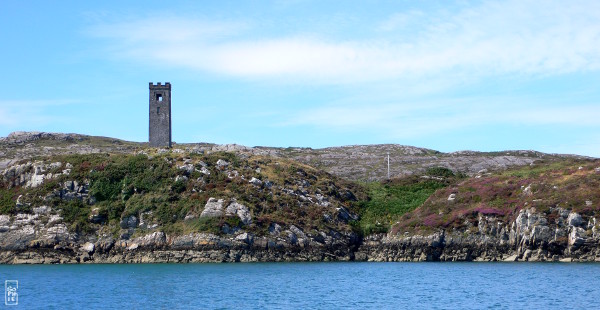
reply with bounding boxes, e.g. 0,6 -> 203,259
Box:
283,99 -> 600,140
0,100 -> 77,127
88,0 -> 600,84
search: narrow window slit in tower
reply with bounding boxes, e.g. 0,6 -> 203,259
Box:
156,94 -> 163,102
157,107 -> 160,114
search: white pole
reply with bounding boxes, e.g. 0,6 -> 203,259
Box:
387,152 -> 390,179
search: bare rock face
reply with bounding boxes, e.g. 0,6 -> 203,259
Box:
0,132 -> 138,170
2,131 -> 77,144
268,145 -> 561,181
216,159 -> 229,169
81,242 -> 95,254
1,161 -> 64,188
201,198 -> 224,218
248,177 -> 262,186
226,201 -> 252,225
569,227 -> 586,250
356,206 -> 600,262
0,211 -> 76,252
0,225 -> 36,250
120,216 -> 138,229
567,212 -> 583,227
132,232 -> 167,248
88,208 -> 106,224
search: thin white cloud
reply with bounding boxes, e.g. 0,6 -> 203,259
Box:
89,0 -> 600,84
0,100 -> 78,127
88,17 -> 246,43
283,99 -> 600,139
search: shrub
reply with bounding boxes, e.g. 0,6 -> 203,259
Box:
423,214 -> 441,227
356,178 -> 448,235
425,167 -> 455,178
172,180 -> 187,194
473,206 -> 506,216
60,200 -> 92,233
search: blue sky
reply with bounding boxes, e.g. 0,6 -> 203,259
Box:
1,1 -> 600,156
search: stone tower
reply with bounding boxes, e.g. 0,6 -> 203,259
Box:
149,82 -> 172,148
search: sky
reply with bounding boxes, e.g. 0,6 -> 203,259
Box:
1,0 -> 600,156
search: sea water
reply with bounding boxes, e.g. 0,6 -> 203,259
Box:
0,262 -> 598,309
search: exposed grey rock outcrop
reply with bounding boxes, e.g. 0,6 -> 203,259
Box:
1,205 -> 599,263
200,198 -> 224,217
1,131 -> 590,181
356,207 -> 600,262
226,201 -> 252,225
120,216 -> 138,229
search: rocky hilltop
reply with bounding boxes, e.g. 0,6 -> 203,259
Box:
1,131 -> 587,181
0,132 -> 599,263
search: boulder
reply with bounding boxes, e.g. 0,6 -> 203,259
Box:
336,207 -> 358,222
178,164 -> 195,175
133,231 -> 166,248
235,232 -> 253,244
81,242 -> 95,254
249,177 -> 262,186
88,208 -> 106,224
269,223 -> 282,235
225,202 -> 252,225
227,170 -> 239,179
289,225 -> 306,240
0,215 -> 10,226
503,254 -> 518,262
286,230 -> 298,245
119,215 -> 138,229
522,184 -> 533,196
48,214 -> 63,225
184,213 -> 197,221
33,205 -> 51,215
567,212 -> 583,227
175,175 -> 188,182
200,198 -> 224,217
216,159 -> 229,169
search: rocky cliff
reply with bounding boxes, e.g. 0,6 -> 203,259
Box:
358,207 -> 600,262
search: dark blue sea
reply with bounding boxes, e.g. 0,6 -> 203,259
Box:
0,262 -> 598,309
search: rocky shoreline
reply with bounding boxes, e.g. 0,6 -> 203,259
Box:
2,206 -> 599,264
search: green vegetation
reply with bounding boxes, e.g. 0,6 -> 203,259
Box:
425,166 -> 456,178
60,200 -> 92,233
354,177 -> 449,235
500,159 -> 582,178
0,188 -> 14,214
0,150 -> 365,238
